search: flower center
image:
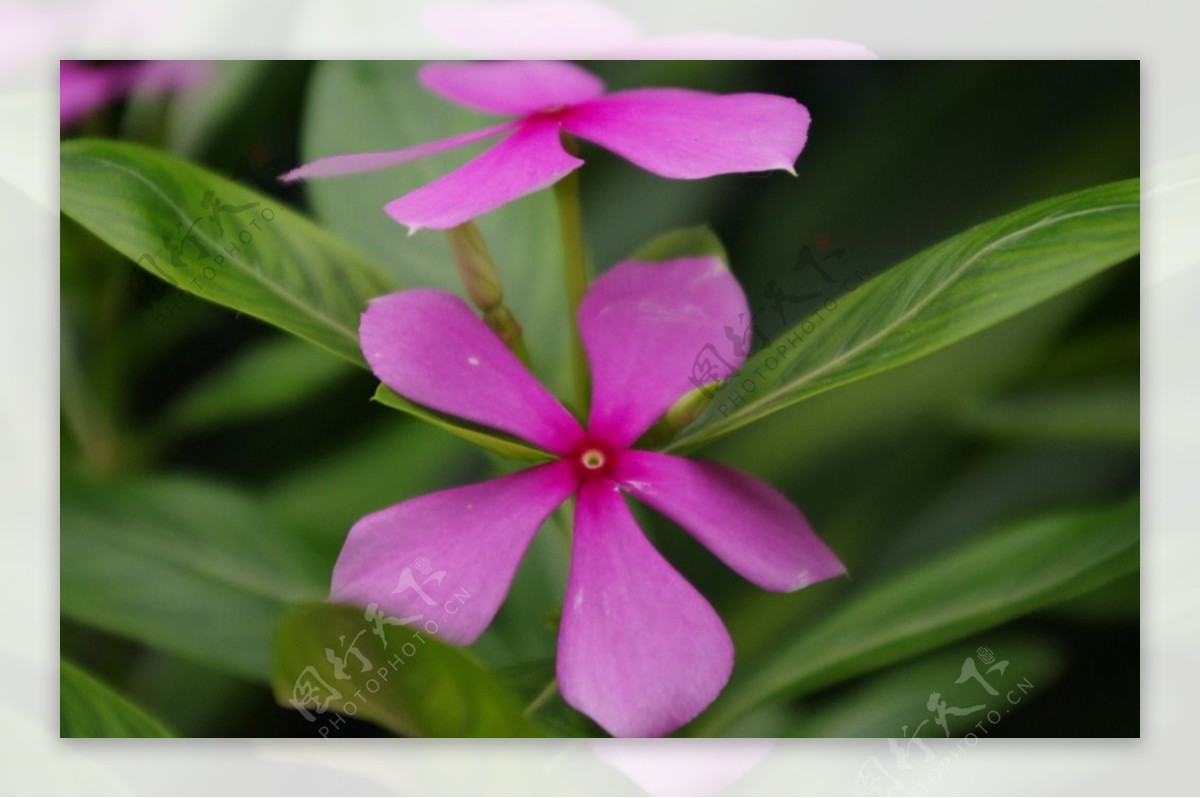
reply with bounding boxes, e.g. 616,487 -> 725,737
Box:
580,448 -> 606,470
571,440 -> 616,480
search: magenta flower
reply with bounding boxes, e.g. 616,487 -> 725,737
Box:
282,60 -> 811,232
60,60 -> 208,129
333,255 -> 844,736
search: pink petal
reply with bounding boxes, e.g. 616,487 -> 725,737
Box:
361,289 -> 584,455
580,257 -> 749,447
60,60 -> 209,129
385,118 -> 583,231
60,62 -> 128,127
616,451 -> 845,591
279,121 -> 519,182
563,88 -> 810,178
332,462 -> 577,645
419,60 -> 605,116
558,479 -> 733,737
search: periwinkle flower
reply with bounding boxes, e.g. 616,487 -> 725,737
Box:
282,60 -> 811,232
334,255 -> 844,736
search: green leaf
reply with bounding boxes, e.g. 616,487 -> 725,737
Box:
60,138 -> 396,366
262,418 -> 481,554
301,61 -> 573,396
272,603 -> 545,737
157,335 -> 356,438
60,660 -> 173,738
694,497 -> 1139,734
962,377 -> 1139,446
372,385 -> 553,463
667,179 -> 1140,451
786,634 -> 1064,737
61,470 -> 327,681
631,225 -> 728,263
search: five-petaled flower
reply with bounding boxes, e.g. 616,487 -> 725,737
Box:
282,60 -> 811,233
333,255 -> 844,737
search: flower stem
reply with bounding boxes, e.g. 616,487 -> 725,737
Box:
523,678 -> 559,718
553,142 -> 590,414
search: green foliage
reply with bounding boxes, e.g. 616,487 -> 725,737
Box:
58,61 -> 1140,738
695,498 -> 1138,734
61,470 -> 328,681
272,604 -> 545,737
60,660 -> 173,738
60,139 -> 396,365
669,180 -> 1139,451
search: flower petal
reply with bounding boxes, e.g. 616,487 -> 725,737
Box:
385,118 -> 583,231
419,60 -> 605,115
361,289 -> 584,455
616,451 -> 845,592
557,479 -> 733,737
279,121 -> 518,182
331,462 -> 577,645
563,88 -> 810,178
60,62 -> 130,127
580,257 -> 749,447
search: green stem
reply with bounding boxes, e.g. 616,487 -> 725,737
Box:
523,678 -> 559,718
553,155 -> 590,414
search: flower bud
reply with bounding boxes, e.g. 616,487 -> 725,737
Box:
446,222 -> 503,311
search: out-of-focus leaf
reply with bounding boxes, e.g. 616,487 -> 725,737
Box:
962,378 -> 1139,446
300,61 -> 572,396
786,634 -> 1063,737
262,417 -> 481,553
872,446 -> 1137,580
1044,571 -> 1140,624
372,385 -> 552,463
694,497 -> 1139,734
631,225 -> 727,263
60,139 -> 396,365
163,61 -> 274,158
61,470 -> 327,681
272,603 -> 544,737
668,179 -> 1140,451
496,658 -> 596,737
60,660 -> 172,738
157,335 -> 356,438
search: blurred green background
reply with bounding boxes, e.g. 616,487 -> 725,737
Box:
60,60 -> 1139,737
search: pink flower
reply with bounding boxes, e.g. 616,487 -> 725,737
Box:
60,60 -> 208,129
333,255 -> 844,737
282,60 -> 811,233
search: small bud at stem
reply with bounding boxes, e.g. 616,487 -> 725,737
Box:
482,305 -> 530,365
636,387 -> 713,449
446,222 -> 503,311
445,223 -> 531,366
